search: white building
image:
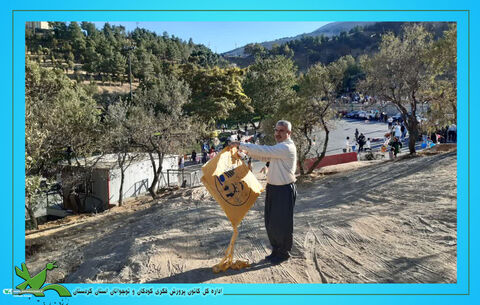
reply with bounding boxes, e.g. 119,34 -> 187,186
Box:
26,153 -> 204,226
25,22 -> 52,30
61,153 -> 179,211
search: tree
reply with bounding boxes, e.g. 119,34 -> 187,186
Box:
243,56 -> 297,131
130,74 -> 201,199
340,56 -> 365,95
81,22 -> 97,37
82,44 -> 101,75
360,24 -> 435,154
67,22 -> 86,61
97,37 -> 115,76
188,45 -> 225,68
271,44 -> 295,58
25,59 -> 103,227
425,23 -> 457,129
244,43 -> 267,58
181,64 -> 251,127
278,58 -> 347,175
111,51 -> 127,84
282,44 -> 294,58
131,48 -> 155,81
105,99 -> 139,206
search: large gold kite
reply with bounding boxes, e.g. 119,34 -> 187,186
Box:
201,147 -> 264,273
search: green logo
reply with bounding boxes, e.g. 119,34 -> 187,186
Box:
15,261 -> 72,297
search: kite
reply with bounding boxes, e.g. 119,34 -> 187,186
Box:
201,147 -> 264,273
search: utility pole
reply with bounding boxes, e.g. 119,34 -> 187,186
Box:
123,45 -> 136,103
128,51 -> 133,102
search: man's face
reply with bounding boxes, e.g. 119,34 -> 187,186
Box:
274,124 -> 291,143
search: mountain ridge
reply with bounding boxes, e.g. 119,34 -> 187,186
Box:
222,22 -> 376,57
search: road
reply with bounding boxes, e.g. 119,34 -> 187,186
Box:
311,118 -> 392,156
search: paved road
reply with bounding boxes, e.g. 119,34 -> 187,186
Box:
311,118 -> 392,156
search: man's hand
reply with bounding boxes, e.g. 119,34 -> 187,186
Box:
229,141 -> 244,156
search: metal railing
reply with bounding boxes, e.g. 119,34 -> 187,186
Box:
166,169 -> 201,188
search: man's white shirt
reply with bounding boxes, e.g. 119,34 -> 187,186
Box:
240,139 -> 297,185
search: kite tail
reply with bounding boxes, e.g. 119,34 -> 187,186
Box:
212,226 -> 250,273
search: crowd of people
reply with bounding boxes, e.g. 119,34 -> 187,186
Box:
344,128 -> 371,153
343,118 -> 457,160
428,124 -> 457,144
178,127 -> 263,168
180,117 -> 457,168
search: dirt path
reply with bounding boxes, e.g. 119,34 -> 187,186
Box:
25,149 -> 457,284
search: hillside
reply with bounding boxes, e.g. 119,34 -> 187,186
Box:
222,22 -> 376,57
224,22 -> 452,71
25,146 -> 457,284
25,22 -> 227,91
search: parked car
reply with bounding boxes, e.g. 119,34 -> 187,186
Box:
365,110 -> 379,120
357,111 -> 368,119
416,115 -> 427,123
345,111 -> 360,118
392,113 -> 404,122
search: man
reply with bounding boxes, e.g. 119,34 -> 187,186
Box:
230,120 -> 297,265
387,116 -> 393,129
448,124 -> 457,142
394,123 -> 402,140
358,133 -> 366,152
191,150 -> 197,164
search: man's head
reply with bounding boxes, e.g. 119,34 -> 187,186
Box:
275,120 -> 292,143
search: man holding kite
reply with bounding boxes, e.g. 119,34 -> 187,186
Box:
231,120 -> 297,265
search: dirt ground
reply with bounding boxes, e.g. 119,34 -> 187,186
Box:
25,145 -> 457,284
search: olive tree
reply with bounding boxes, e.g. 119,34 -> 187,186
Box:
425,23 -> 457,129
360,24 -> 436,154
105,99 -> 140,206
26,59 -> 103,227
129,74 -> 202,199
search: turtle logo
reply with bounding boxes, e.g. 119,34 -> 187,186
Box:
214,168 -> 252,207
14,261 -> 71,297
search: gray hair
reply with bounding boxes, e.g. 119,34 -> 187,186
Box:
276,120 -> 292,132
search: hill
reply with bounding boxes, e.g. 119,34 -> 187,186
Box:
224,22 -> 452,71
25,22 -> 227,88
222,22 -> 376,57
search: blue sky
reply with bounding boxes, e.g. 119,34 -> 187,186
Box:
92,21 -> 331,54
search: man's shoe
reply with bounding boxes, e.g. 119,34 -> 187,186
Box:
265,252 -> 276,261
270,256 -> 289,265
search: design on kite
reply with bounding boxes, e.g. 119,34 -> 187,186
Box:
214,168 -> 251,207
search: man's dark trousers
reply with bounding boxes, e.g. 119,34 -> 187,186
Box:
265,183 -> 297,258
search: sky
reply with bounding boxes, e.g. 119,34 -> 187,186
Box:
92,21 -> 331,54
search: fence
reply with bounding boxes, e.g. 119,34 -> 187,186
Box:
166,169 -> 202,188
